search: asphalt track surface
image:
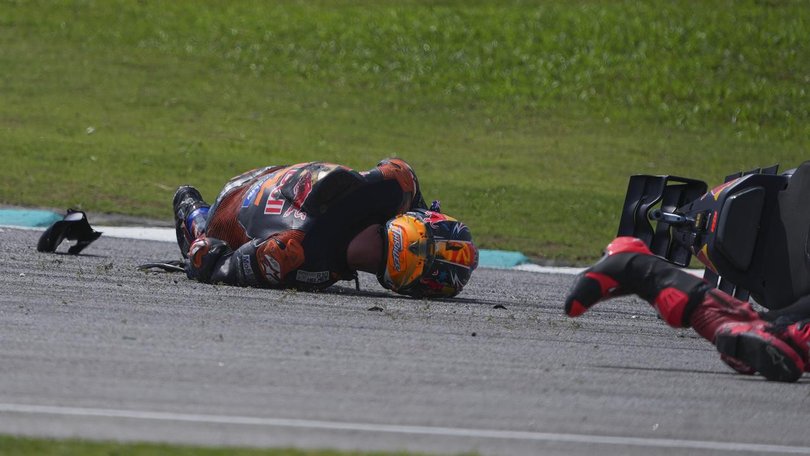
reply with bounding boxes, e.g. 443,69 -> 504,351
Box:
2,227 -> 810,456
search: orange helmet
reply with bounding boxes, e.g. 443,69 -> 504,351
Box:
378,210 -> 478,298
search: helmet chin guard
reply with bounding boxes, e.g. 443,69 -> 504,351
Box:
378,209 -> 478,298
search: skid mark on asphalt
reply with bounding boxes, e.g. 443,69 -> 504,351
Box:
1,403 -> 808,454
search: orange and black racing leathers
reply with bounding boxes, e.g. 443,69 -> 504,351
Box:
181,159 -> 426,290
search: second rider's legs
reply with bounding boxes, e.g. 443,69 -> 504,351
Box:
564,237 -> 810,382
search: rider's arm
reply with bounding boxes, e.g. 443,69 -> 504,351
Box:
185,231 -> 305,287
369,158 -> 427,211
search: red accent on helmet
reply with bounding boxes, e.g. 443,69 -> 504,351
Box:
422,211 -> 450,226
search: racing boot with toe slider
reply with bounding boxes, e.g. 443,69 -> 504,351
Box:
173,185 -> 209,258
714,318 -> 810,382
564,236 -> 805,382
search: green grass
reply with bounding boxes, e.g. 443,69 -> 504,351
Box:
1,0 -> 809,262
0,435 -> 457,456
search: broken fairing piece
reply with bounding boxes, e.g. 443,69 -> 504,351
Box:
37,209 -> 102,255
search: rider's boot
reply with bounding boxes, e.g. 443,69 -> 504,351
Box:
565,237 -> 711,327
565,236 -> 805,382
714,318 -> 810,382
172,185 -> 209,258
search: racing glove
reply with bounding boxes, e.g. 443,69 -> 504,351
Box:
186,236 -> 232,283
186,231 -> 304,287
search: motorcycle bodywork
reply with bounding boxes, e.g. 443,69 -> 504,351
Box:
37,210 -> 102,255
618,162 -> 810,310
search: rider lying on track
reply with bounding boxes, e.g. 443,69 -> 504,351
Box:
173,158 -> 478,298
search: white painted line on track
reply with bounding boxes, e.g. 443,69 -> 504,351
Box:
0,224 -> 45,231
0,225 -> 708,276
514,264 -> 584,275
1,403 -> 808,454
0,224 -> 176,242
95,226 -> 177,243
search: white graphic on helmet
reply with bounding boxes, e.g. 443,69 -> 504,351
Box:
391,226 -> 404,272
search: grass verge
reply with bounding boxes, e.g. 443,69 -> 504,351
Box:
2,0 -> 808,262
0,434 -> 460,456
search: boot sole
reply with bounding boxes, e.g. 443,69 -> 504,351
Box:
173,185 -> 204,212
715,332 -> 802,383
172,186 -> 205,260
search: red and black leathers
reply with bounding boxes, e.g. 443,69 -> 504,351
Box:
181,159 -> 426,291
565,237 -> 810,382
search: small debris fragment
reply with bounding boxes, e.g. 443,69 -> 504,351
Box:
19,273 -> 25,277
493,304 -> 506,310
368,306 -> 383,312
471,332 -> 477,337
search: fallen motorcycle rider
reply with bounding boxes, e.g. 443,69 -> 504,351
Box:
565,161 -> 810,383
171,158 -> 478,298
